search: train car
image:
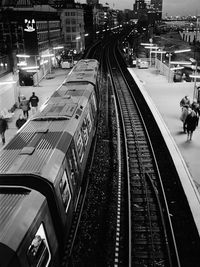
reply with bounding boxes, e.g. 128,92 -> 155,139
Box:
0,59 -> 99,266
0,187 -> 59,266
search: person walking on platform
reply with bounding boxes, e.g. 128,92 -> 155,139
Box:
20,96 -> 30,119
0,115 -> 8,145
191,99 -> 200,127
16,114 -> 27,129
29,92 -> 39,115
180,95 -> 190,110
180,104 -> 189,133
185,108 -> 198,141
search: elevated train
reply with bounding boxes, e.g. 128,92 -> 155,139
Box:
0,59 -> 99,266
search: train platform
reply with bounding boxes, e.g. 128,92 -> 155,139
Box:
129,66 -> 200,195
0,68 -> 70,150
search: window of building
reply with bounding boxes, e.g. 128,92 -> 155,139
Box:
72,27 -> 76,32
71,19 -> 76,25
66,19 -> 70,24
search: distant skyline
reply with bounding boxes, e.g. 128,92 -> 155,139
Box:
77,0 -> 199,17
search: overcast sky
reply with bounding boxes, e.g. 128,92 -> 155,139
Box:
78,0 -> 200,16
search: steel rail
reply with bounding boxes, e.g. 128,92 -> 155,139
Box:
107,41 -> 180,266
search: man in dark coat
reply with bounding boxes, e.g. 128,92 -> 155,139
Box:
0,115 -> 8,145
185,108 -> 198,141
29,92 -> 39,115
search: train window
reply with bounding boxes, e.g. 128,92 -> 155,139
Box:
92,94 -> 97,111
72,148 -> 78,172
86,112 -> 92,132
90,94 -> 97,118
68,148 -> 79,183
27,224 -> 51,267
81,118 -> 88,146
59,171 -> 71,213
68,157 -> 76,187
76,132 -> 84,162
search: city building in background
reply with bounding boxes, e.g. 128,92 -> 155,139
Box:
0,1 -> 63,80
133,0 -> 163,21
60,2 -> 85,53
0,0 -> 117,79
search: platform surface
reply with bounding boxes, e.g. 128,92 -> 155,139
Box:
129,67 -> 200,193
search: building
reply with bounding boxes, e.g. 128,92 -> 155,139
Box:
133,0 -> 163,21
149,0 -> 162,20
0,1 -> 63,80
60,2 -> 85,53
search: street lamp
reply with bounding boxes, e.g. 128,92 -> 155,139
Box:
170,67 -> 184,71
141,43 -> 155,46
53,46 -> 64,50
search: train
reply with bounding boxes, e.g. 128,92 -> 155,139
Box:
0,59 -> 100,266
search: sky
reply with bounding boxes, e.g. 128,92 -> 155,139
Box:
77,0 -> 200,17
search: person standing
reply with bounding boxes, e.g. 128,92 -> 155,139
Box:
16,114 -> 27,129
185,108 -> 198,141
191,99 -> 200,127
20,96 -> 30,119
0,115 -> 8,145
29,92 -> 39,115
180,95 -> 190,109
180,104 -> 189,133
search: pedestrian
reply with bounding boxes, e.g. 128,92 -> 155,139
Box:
16,114 -> 27,129
180,95 -> 190,109
180,104 -> 189,133
29,92 -> 39,115
20,96 -> 30,119
191,99 -> 200,127
0,115 -> 8,145
185,108 -> 198,141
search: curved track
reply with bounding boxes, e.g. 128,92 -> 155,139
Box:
64,31 -> 200,267
107,41 -> 180,266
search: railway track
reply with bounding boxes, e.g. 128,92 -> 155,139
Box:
63,31 -> 200,266
107,43 -> 180,266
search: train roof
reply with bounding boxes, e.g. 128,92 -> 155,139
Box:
65,59 -> 99,85
0,187 -> 46,251
0,81 -> 94,178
